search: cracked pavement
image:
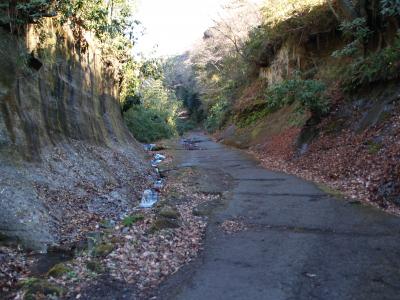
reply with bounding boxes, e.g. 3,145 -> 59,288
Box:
157,132 -> 400,300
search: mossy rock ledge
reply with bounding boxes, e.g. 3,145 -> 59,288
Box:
47,263 -> 72,278
93,243 -> 115,257
21,278 -> 64,300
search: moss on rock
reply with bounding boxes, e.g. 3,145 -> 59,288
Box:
93,243 -> 114,257
86,260 -> 105,273
21,277 -> 64,300
158,206 -> 180,219
47,263 -> 72,278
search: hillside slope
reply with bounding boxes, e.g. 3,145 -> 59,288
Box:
0,20 -> 150,251
202,0 -> 400,213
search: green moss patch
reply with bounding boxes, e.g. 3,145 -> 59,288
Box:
86,260 -> 105,273
21,278 -> 64,300
47,263 -> 72,278
367,141 -> 382,155
122,214 -> 145,227
158,206 -> 180,219
316,183 -> 345,199
93,243 -> 114,257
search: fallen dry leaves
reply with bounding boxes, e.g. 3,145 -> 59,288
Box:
220,220 -> 248,234
251,102 -> 400,215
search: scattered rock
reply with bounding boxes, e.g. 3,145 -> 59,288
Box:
158,206 -> 180,219
93,243 -> 114,257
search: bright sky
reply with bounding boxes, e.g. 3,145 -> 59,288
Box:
134,0 -> 234,57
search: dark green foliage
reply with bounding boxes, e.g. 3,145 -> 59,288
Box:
265,78 -> 328,116
176,118 -> 197,136
340,34 -> 400,91
121,94 -> 141,113
140,59 -> 163,80
236,108 -> 270,128
205,99 -> 230,133
123,79 -> 182,142
124,106 -> 176,143
163,54 -> 202,121
57,0 -> 135,41
332,18 -> 372,58
381,0 -> 400,16
0,0 -> 53,27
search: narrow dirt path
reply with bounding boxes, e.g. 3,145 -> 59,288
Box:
157,132 -> 400,300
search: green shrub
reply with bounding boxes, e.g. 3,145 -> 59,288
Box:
265,78 -> 328,116
124,106 -> 176,143
332,18 -> 372,58
381,0 -> 400,16
176,118 -> 197,136
205,100 -> 229,133
123,79 -> 182,142
340,35 -> 400,91
235,108 -> 270,128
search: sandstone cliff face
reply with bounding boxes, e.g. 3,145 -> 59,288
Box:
0,20 -> 149,251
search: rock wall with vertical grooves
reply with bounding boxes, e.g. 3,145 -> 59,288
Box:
0,20 -> 150,251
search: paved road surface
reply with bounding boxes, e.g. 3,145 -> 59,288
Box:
157,132 -> 400,300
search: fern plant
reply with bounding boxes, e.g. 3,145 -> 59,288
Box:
265,78 -> 328,116
381,0 -> 400,16
332,18 -> 372,58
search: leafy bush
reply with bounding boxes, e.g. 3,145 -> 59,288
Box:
57,0 -> 134,40
0,0 -> 54,27
265,78 -> 328,116
124,106 -> 175,143
124,79 -> 182,143
176,119 -> 197,136
381,0 -> 400,16
340,34 -> 400,91
205,100 -> 229,133
235,107 -> 269,128
332,18 -> 372,58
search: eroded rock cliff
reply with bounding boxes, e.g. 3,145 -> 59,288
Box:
0,20 -> 150,251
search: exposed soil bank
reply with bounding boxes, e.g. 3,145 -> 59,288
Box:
217,84 -> 400,214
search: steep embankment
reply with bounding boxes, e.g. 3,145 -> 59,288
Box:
217,21 -> 400,212
0,20 -> 150,251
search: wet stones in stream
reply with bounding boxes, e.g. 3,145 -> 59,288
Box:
181,138 -> 203,150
